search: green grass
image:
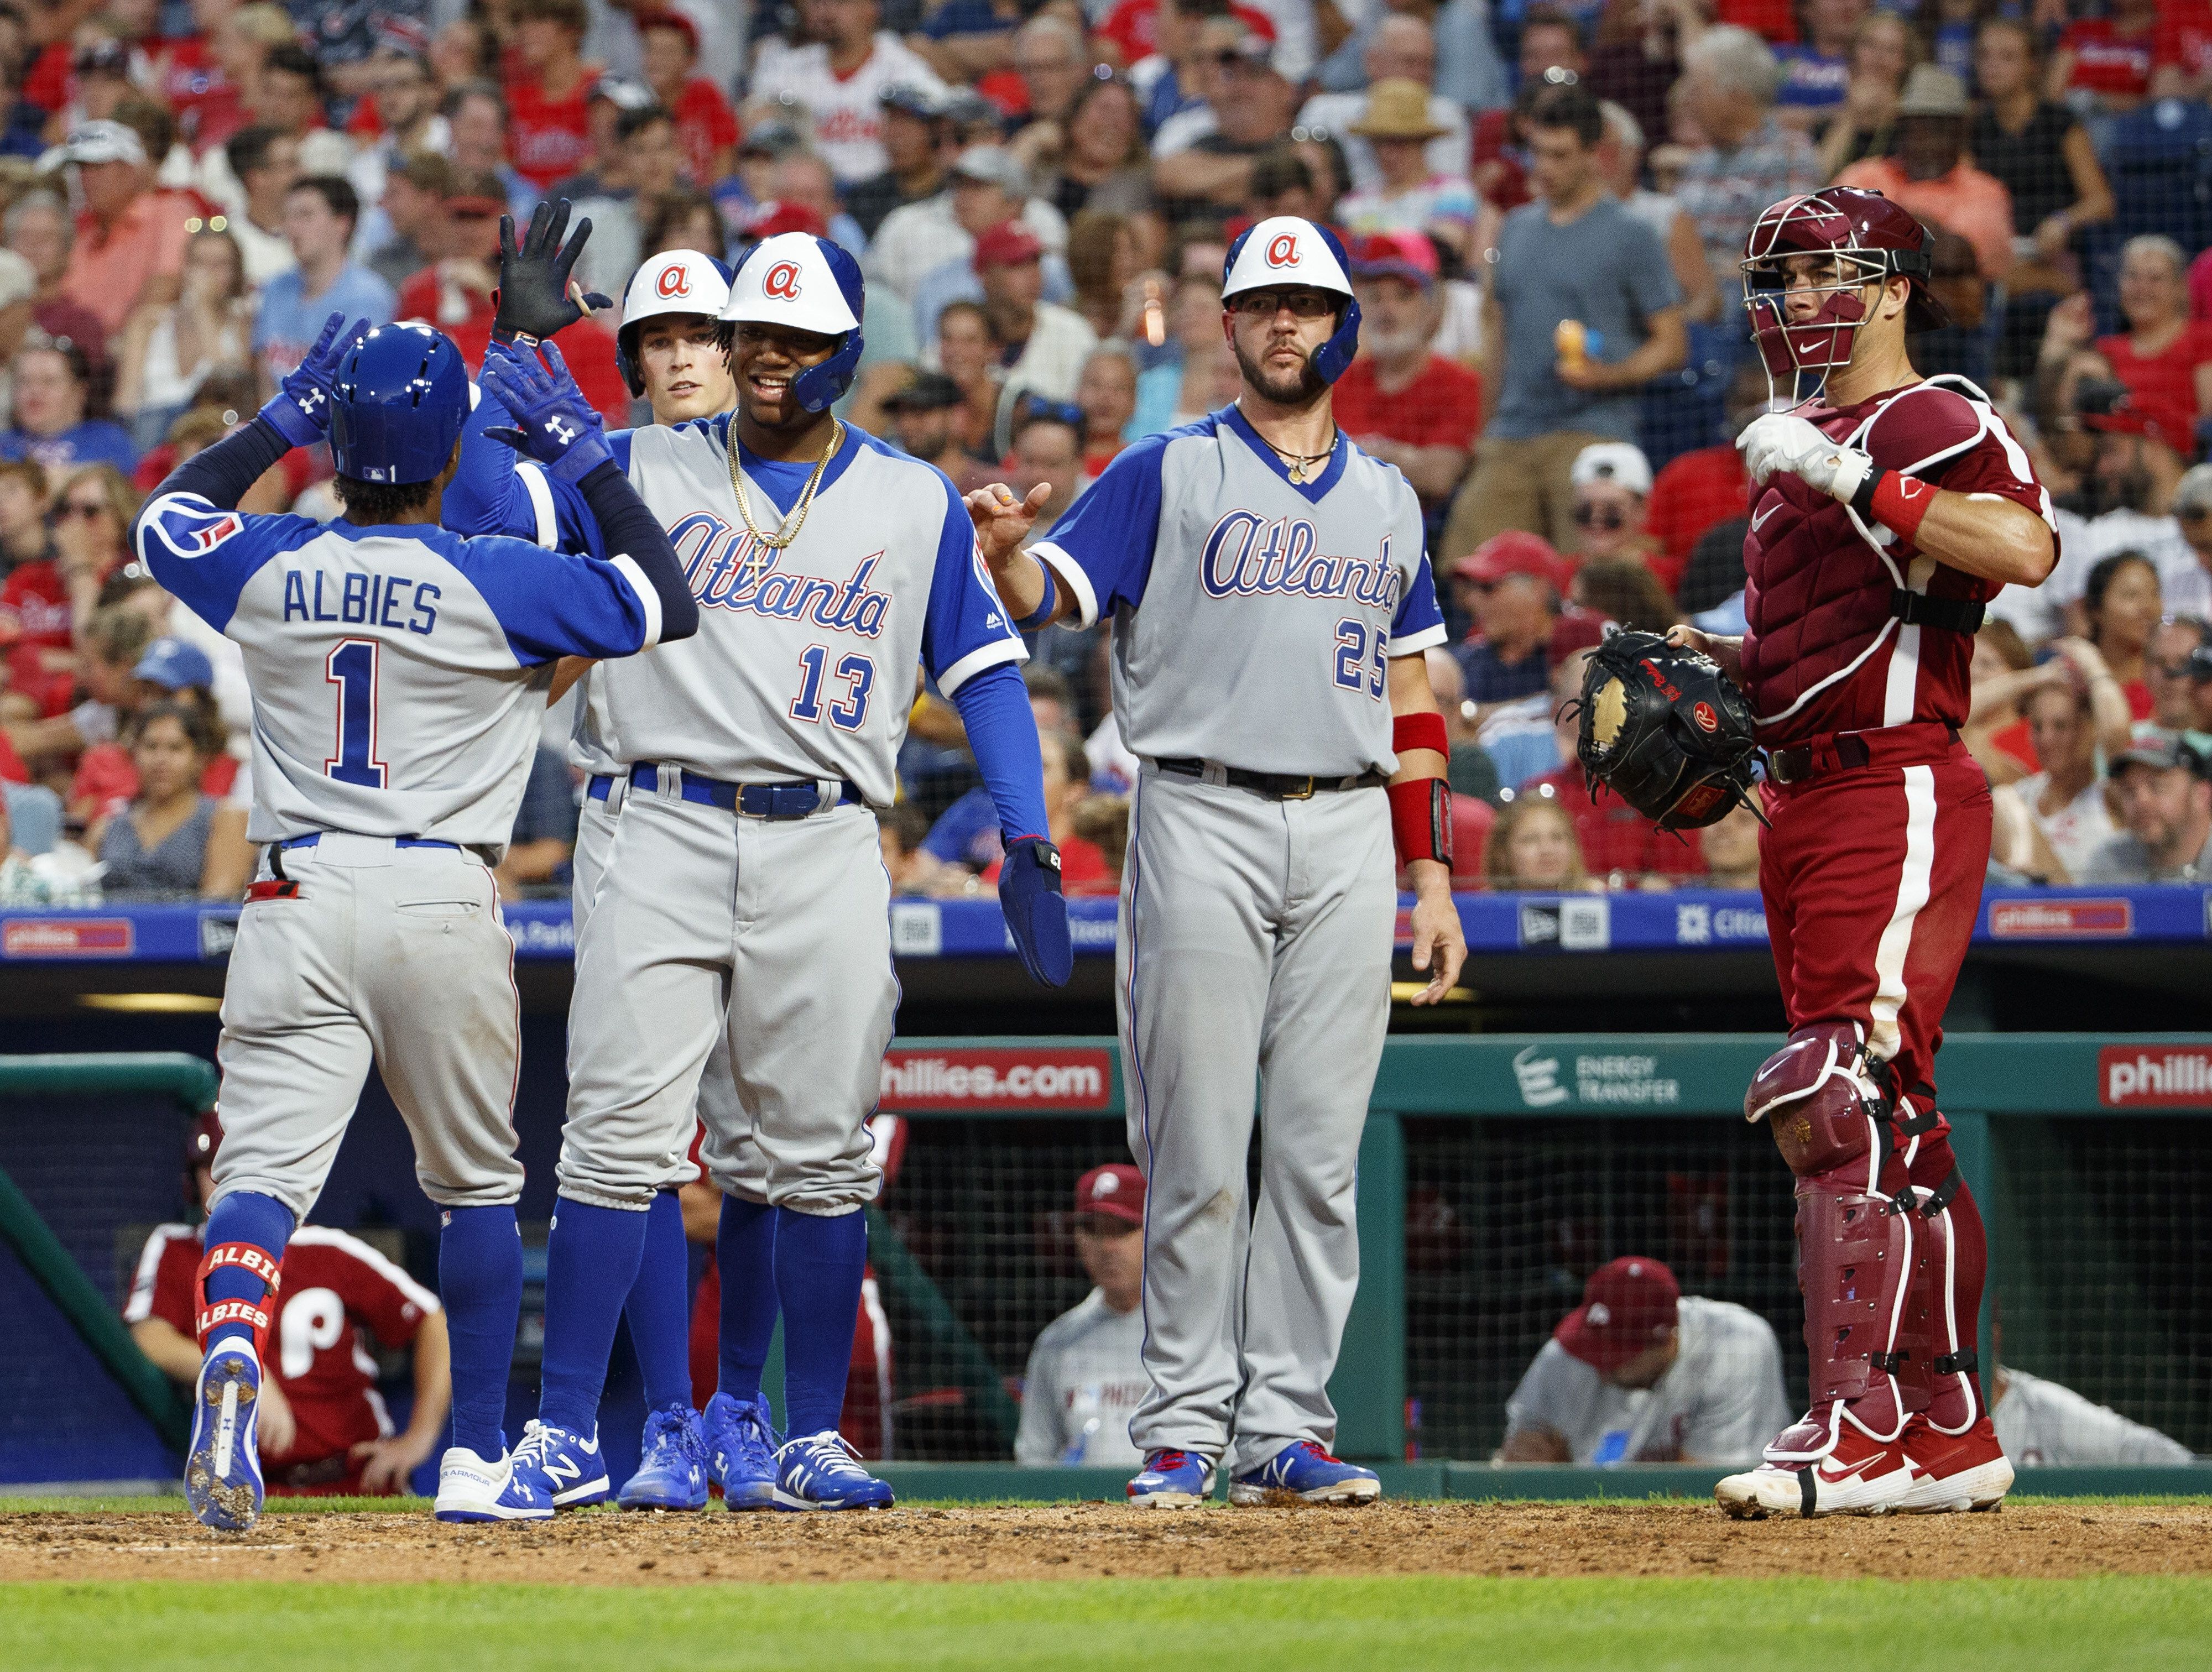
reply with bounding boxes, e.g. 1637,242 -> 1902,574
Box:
4,1576 -> 2208,1671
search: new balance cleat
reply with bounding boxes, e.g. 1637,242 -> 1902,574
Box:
772,1430 -> 894,1511
1717,1422 -> 1922,1519
618,1404 -> 709,1511
185,1342 -> 267,1533
702,1390 -> 779,1510
1126,1448 -> 1217,1508
434,1445 -> 551,1522
1897,1415 -> 2013,1514
504,1419 -> 611,1510
1229,1441 -> 1381,1507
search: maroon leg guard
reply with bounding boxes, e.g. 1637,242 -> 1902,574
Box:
1893,1133 -> 1987,1434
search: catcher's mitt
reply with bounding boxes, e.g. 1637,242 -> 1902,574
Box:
1571,628 -> 1762,831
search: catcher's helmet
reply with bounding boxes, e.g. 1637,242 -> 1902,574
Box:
722,231 -> 866,414
1220,216 -> 1363,386
615,248 -> 734,398
1741,189 -> 1948,402
328,322 -> 469,485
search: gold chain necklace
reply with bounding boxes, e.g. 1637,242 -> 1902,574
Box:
728,418 -> 843,578
1264,428 -> 1337,485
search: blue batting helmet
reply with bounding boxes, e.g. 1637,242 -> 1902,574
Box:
1220,216 -> 1362,386
328,322 -> 470,485
723,232 -> 866,413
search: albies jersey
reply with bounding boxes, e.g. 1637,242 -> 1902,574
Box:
138,497 -> 669,851
1032,406 -> 1446,778
444,411 -> 1025,806
1742,376 -> 2055,748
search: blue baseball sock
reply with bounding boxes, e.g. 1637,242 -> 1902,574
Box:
200,1190 -> 294,1354
715,1193 -> 778,1402
538,1195 -> 649,1437
622,1190 -> 693,1415
773,1205 -> 865,1440
439,1204 -> 524,1463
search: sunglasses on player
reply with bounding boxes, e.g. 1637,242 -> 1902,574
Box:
1228,290 -> 1337,320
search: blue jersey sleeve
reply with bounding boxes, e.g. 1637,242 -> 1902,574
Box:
442,380 -> 609,559
920,473 -> 1027,696
134,492 -> 316,634
438,529 -> 666,663
1029,431 -> 1170,628
948,660 -> 1051,844
1389,553 -> 1448,654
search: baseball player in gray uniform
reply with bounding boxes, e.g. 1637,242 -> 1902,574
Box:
969,216 -> 1469,1506
133,310 -> 699,1533
456,227 -> 1071,1516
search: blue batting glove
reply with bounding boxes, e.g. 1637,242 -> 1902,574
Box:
260,312 -> 367,447
479,339 -> 615,483
998,837 -> 1072,987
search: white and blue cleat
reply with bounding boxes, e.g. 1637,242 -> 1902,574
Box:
702,1391 -> 780,1511
434,1445 -> 551,1523
1126,1448 -> 1217,1508
503,1419 -> 612,1511
772,1430 -> 895,1512
1228,1441 -> 1381,1506
185,1341 -> 267,1532
618,1404 -> 710,1512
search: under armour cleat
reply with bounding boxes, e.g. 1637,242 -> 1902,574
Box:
1229,1441 -> 1381,1506
702,1390 -> 779,1511
773,1430 -> 895,1511
1897,1415 -> 2013,1514
1126,1448 -> 1217,1508
185,1342 -> 267,1533
617,1404 -> 710,1511
503,1418 -> 611,1511
434,1445 -> 551,1523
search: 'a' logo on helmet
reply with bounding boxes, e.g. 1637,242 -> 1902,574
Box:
1265,233 -> 1300,269
656,264 -> 691,299
763,260 -> 804,301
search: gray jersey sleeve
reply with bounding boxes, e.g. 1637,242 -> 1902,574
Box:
1015,1320 -> 1068,1466
1501,1339 -> 1600,1455
1679,1308 -> 1791,1466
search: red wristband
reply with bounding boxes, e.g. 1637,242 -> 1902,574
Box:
1392,710 -> 1449,760
1389,777 -> 1453,869
1866,470 -> 1936,542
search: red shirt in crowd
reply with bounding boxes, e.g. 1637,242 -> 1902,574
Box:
1525,765 -> 1704,881
2093,321 -> 2212,454
505,72 -> 599,191
670,76 -> 740,187
70,743 -> 239,825
0,728 -> 27,783
155,38 -> 245,151
2060,17 -> 2157,100
1097,0 -> 1277,65
397,268 -> 632,425
1717,0 -> 1796,44
1330,353 -> 1484,504
126,1223 -> 439,1495
2157,3 -> 2212,82
982,832 -> 1115,894
1647,443 -> 1750,596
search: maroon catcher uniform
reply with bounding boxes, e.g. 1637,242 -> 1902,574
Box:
1703,190 -> 2057,1518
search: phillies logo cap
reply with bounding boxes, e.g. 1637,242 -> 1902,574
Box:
621,249 -> 732,327
1222,215 -> 1353,302
722,231 -> 862,335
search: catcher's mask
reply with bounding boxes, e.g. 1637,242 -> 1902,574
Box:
1741,189 -> 1948,409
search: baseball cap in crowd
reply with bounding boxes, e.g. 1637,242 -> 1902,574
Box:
1571,441 -> 1653,498
1554,1256 -> 1681,1373
2173,463 -> 2212,518
2112,723 -> 2211,776
442,168 -> 509,220
40,119 -> 146,170
883,372 -> 964,413
1198,15 -> 1275,72
951,144 -> 1030,197
133,636 -> 215,692
74,39 -> 130,79
740,120 -> 807,160
973,218 -> 1045,271
1448,529 -> 1566,592
880,82 -> 948,120
1075,1163 -> 1145,1227
588,76 -> 658,113
743,199 -> 830,241
1347,230 -> 1437,289
1894,64 -> 1970,122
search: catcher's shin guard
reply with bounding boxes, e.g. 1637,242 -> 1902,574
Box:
1748,1023 -> 1913,1461
1893,1141 -> 1987,1436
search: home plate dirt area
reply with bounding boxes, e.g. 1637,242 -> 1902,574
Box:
2,1502 -> 2207,1586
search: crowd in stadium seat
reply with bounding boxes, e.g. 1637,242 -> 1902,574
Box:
0,0 -> 2209,900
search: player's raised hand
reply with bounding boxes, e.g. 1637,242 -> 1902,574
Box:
492,198 -> 616,344
964,480 -> 1053,567
481,340 -> 615,483
1738,412 -> 1872,504
262,311 -> 369,446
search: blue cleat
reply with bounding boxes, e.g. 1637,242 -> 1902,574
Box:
504,1419 -> 611,1511
185,1341 -> 267,1532
702,1391 -> 779,1511
1126,1448 -> 1217,1508
434,1445 -> 551,1522
1228,1441 -> 1381,1506
617,1404 -> 709,1511
771,1431 -> 895,1512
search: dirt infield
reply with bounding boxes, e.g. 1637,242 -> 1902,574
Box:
2,1501 -> 2207,1587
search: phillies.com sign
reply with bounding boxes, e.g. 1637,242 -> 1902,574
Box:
879,1047 -> 1113,1111
2099,1046 -> 2212,1109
